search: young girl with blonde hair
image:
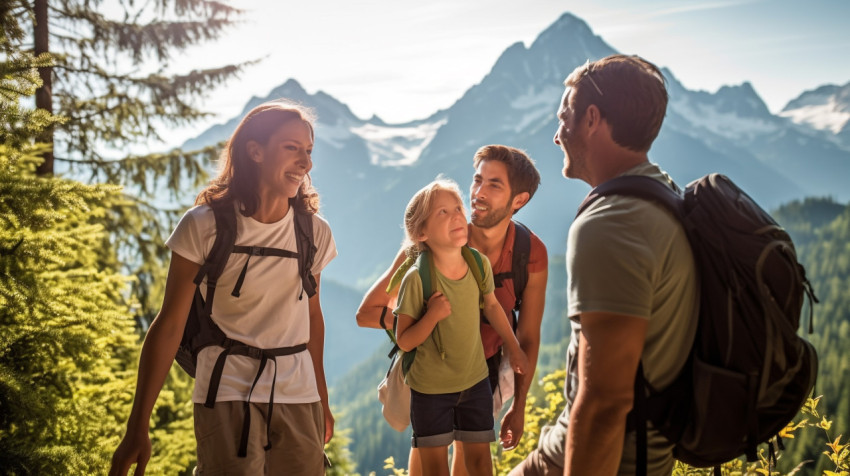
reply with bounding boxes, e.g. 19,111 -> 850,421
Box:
394,178 -> 528,476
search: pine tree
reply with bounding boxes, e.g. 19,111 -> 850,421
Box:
3,0 -> 251,323
9,0 -> 244,177
2,42 -> 130,474
0,19 -> 208,474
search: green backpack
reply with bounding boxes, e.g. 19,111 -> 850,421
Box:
383,246 -> 488,375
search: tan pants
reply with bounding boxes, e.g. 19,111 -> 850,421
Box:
194,401 -> 325,476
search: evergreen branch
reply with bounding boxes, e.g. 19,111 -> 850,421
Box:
52,59 -> 254,102
54,144 -> 220,201
54,4 -> 243,63
168,0 -> 242,18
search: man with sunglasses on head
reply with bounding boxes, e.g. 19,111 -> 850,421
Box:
509,55 -> 698,476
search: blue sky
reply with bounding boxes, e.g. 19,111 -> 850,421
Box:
159,0 -> 850,146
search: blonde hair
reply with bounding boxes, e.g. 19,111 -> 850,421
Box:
402,178 -> 465,257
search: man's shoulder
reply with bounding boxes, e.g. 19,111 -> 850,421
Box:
574,193 -> 675,232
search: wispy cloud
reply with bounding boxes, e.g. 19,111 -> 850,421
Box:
646,0 -> 762,19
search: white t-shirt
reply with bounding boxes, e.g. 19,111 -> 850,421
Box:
166,202 -> 337,404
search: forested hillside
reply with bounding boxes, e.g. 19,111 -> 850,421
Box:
772,198 -> 850,474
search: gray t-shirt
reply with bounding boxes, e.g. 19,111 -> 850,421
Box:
539,162 -> 699,475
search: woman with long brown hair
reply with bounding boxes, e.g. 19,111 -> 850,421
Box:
110,100 -> 336,475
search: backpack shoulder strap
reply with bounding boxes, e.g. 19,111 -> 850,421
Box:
576,175 -> 683,221
415,250 -> 437,300
292,198 -> 318,299
191,198 -> 238,318
194,199 -> 237,287
386,254 -> 416,295
462,246 -> 487,309
510,220 -> 531,310
462,246 -> 487,290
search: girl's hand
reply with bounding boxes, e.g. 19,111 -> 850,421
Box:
509,347 -> 530,376
426,292 -> 452,322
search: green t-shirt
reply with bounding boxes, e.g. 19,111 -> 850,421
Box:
394,253 -> 494,394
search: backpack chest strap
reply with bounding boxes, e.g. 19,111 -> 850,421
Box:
230,245 -> 299,297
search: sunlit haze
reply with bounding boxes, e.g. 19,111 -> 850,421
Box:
156,0 -> 850,148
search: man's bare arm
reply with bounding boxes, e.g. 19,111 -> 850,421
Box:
355,247 -> 406,329
565,311 -> 647,476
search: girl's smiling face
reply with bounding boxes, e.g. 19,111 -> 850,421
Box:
419,190 -> 468,250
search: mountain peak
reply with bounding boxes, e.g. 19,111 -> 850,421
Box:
780,81 -> 850,136
268,78 -> 308,100
712,82 -> 772,118
783,81 -> 850,113
531,12 -> 595,51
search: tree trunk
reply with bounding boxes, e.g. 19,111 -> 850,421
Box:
34,0 -> 54,176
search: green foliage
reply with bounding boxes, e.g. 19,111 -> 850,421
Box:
2,0 -> 253,324
492,370 -> 565,475
326,427 -> 361,476
332,346 -> 413,474
773,198 -> 850,473
8,0 -> 247,169
0,29 -> 199,474
0,111 -> 140,473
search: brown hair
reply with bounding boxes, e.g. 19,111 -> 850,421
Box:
565,55 -> 668,153
472,144 -> 540,213
402,178 -> 465,257
196,99 -> 320,216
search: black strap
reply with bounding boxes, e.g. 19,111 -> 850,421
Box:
576,175 -> 683,221
202,280 -> 219,317
379,306 -> 389,330
239,354 -> 268,457
511,221 -> 531,312
201,341 -> 307,457
230,245 -> 299,298
491,221 -> 531,312
292,201 -> 318,300
232,245 -> 299,259
195,200 -> 238,315
634,361 -> 648,476
745,372 -> 759,461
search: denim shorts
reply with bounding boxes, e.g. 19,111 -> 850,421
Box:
409,377 -> 496,448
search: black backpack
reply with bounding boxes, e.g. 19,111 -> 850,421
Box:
174,197 -> 318,457
577,173 -> 818,473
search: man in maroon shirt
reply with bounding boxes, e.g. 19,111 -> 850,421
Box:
358,144 -> 548,475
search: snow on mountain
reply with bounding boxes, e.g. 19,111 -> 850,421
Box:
350,118 -> 448,166
780,82 -> 850,135
510,84 -> 562,133
781,103 -> 850,134
183,11 -> 849,291
666,76 -> 781,142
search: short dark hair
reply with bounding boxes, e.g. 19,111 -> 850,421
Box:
565,55 -> 667,152
472,145 -> 540,211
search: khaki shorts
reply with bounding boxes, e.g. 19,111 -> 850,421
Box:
194,401 -> 325,475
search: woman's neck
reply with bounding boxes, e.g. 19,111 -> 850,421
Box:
251,192 -> 291,224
